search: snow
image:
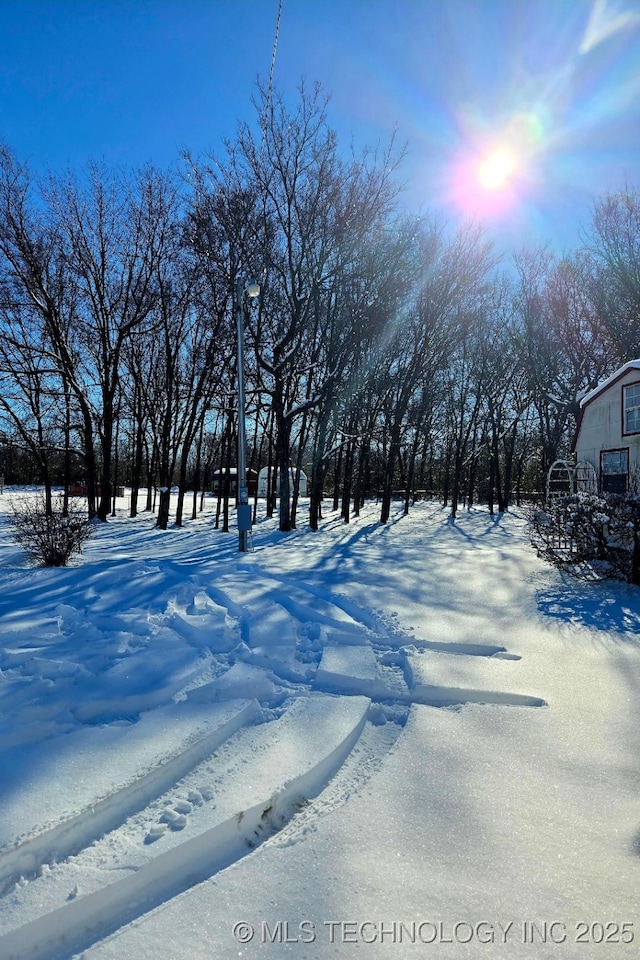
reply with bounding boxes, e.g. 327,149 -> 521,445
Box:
579,358 -> 640,408
0,491 -> 639,958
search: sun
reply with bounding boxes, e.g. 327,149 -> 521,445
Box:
477,149 -> 517,191
448,138 -> 529,219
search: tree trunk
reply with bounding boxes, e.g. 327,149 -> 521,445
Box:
308,412 -> 327,531
274,396 -> 292,533
157,487 -> 171,530
130,403 -> 145,518
191,422 -> 204,521
98,393 -> 114,521
111,414 -> 120,517
341,439 -> 354,523
145,440 -> 155,512
380,428 -> 401,524
333,445 -> 343,512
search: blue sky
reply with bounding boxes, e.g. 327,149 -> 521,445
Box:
1,0 -> 640,254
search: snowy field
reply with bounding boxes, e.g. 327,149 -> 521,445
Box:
0,489 -> 639,959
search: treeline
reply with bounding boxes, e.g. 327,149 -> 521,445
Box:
1,83 -> 639,531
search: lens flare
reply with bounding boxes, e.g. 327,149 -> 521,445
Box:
446,108 -> 547,220
477,149 -> 516,190
450,149 -> 519,219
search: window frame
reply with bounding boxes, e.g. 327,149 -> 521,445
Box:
622,380 -> 640,435
600,447 -> 629,494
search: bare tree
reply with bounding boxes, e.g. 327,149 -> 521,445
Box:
513,247 -> 613,490
192,82 -> 404,532
0,305 -> 63,513
586,185 -> 640,359
0,144 -> 101,516
377,222 -> 495,523
45,163 -> 178,520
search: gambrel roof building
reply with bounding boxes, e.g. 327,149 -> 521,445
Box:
572,360 -> 640,493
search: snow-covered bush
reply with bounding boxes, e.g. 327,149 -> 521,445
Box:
11,494 -> 94,567
528,492 -> 640,583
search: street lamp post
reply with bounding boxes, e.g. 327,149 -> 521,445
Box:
235,277 -> 260,552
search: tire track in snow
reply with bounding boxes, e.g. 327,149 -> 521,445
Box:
272,712 -> 408,849
0,531 -> 546,960
313,640 -> 546,710
194,568 -> 547,707
254,572 -> 394,637
313,662 -> 546,709
0,700 -> 259,897
252,572 -> 524,658
0,696 -> 370,960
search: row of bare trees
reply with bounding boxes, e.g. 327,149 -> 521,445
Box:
0,83 -> 639,532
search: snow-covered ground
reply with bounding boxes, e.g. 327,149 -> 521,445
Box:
0,490 -> 639,959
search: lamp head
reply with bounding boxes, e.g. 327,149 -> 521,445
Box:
246,281 -> 260,299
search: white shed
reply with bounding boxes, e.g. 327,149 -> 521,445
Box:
572,359 -> 640,493
258,466 -> 308,497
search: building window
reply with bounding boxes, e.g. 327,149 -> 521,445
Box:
601,448 -> 629,494
624,383 -> 640,433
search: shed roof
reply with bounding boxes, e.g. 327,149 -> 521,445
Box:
211,467 -> 257,476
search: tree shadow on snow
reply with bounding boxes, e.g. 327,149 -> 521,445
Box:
536,575 -> 640,644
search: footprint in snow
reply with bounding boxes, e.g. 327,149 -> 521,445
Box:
144,791 -> 206,844
144,823 -> 167,844
159,808 -> 188,830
